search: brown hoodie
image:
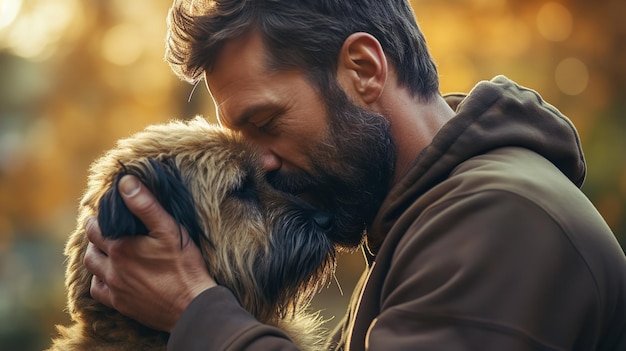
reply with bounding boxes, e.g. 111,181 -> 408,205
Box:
168,76 -> 626,350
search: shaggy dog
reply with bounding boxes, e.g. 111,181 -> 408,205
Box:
48,117 -> 336,351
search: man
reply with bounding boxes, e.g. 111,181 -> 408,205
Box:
84,0 -> 626,350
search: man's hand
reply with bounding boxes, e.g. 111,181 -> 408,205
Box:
83,174 -> 217,332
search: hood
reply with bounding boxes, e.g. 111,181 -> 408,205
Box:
366,75 -> 586,254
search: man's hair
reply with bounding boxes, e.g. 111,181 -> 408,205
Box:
165,0 -> 439,99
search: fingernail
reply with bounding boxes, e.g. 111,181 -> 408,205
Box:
119,175 -> 140,197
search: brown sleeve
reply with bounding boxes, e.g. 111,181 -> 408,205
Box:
167,286 -> 300,350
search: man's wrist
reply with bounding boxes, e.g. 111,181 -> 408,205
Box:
169,283 -> 218,332
168,286 -> 261,350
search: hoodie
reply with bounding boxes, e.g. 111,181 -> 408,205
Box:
168,76 -> 626,351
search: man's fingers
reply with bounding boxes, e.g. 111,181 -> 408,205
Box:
118,174 -> 176,237
84,242 -> 107,276
85,216 -> 107,252
85,242 -> 114,307
90,275 -> 113,309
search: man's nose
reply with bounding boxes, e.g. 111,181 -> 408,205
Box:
260,151 -> 281,172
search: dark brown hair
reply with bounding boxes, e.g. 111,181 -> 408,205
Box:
165,0 -> 439,99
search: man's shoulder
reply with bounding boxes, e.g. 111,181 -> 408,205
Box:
444,147 -> 582,205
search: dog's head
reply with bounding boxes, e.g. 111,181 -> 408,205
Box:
73,117 -> 336,327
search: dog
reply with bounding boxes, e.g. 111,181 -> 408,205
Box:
48,117 -> 337,350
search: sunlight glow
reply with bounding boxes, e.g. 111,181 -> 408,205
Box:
2,0 -> 80,60
537,2 -> 573,42
0,0 -> 22,31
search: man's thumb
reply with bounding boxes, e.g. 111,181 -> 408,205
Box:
118,174 -> 173,236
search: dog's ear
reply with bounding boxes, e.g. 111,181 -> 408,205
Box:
97,162 -> 149,239
97,158 -> 209,249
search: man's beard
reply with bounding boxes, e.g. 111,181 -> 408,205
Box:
268,82 -> 396,249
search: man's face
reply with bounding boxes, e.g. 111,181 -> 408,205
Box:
206,32 -> 395,248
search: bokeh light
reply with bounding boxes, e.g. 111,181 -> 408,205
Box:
0,0 -> 82,60
101,23 -> 145,66
555,57 -> 590,95
537,2 -> 573,42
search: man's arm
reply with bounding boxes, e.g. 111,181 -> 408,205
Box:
168,286 -> 300,350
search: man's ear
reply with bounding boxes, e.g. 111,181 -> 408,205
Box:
336,32 -> 388,105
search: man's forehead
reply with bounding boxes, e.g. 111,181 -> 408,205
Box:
203,34 -> 270,98
205,31 -> 269,79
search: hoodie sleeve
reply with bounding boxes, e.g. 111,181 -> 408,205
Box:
167,286 -> 300,350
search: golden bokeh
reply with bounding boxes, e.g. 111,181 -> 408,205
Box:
555,57 -> 589,95
537,2 -> 573,42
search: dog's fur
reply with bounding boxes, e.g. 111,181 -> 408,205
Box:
48,117 -> 336,350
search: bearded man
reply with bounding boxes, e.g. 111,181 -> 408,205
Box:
84,1 -> 626,350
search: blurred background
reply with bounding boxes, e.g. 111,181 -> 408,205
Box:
0,0 -> 624,349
